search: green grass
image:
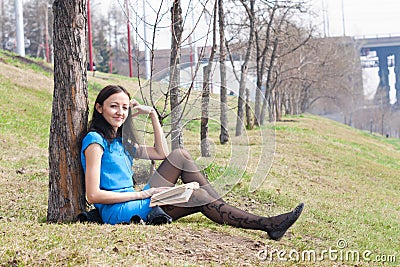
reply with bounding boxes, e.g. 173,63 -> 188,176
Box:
0,53 -> 399,266
0,49 -> 53,77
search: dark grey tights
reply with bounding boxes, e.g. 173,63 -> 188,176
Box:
149,149 -> 295,232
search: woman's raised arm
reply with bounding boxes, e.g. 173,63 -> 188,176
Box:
131,102 -> 170,160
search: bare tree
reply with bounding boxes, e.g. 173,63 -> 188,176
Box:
107,5 -> 129,75
305,37 -> 364,121
133,1 -> 217,152
218,0 -> 229,144
235,0 -> 255,136
245,88 -> 253,129
169,0 -> 184,149
257,1 -> 310,123
201,0 -> 218,157
260,11 -> 282,123
0,0 -> 5,46
254,1 -> 278,126
1,0 -> 53,59
47,0 -> 88,222
267,19 -> 313,119
1,0 -> 16,50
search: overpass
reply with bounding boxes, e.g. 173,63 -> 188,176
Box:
355,35 -> 400,107
356,35 -> 400,49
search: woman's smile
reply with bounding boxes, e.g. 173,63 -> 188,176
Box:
96,91 -> 130,132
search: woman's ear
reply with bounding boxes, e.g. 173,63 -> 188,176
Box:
95,103 -> 103,114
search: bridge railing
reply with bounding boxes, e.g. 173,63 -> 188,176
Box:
355,33 -> 400,40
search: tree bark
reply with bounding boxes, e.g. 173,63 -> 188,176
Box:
235,0 -> 255,136
201,64 -> 211,157
0,0 -> 4,46
47,0 -> 88,223
218,0 -> 229,144
245,88 -> 253,129
262,13 -> 283,124
254,4 -> 276,126
169,0 -> 183,149
201,1 -> 218,157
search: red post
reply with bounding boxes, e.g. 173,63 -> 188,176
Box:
45,4 -> 50,63
126,0 -> 133,77
45,33 -> 50,63
87,0 -> 93,71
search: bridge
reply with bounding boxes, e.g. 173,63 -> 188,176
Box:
356,35 -> 400,49
355,35 -> 400,106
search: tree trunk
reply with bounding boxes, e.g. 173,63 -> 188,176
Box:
254,62 -> 263,126
267,89 -> 274,122
276,90 -> 282,121
0,0 -> 4,46
300,83 -> 311,113
201,1 -> 218,157
47,0 -> 88,223
262,28 -> 280,123
218,0 -> 229,144
254,4 -> 276,126
201,64 -> 211,157
169,0 -> 183,149
235,0 -> 255,136
245,88 -> 253,129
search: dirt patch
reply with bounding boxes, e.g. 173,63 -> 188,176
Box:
133,226 -> 266,266
0,51 -> 53,73
8,53 -> 53,74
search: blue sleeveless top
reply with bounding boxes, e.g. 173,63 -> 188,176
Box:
81,131 -> 134,190
81,131 -> 152,224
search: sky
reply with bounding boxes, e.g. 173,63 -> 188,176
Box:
98,0 -> 400,50
97,1 -> 398,102
311,0 -> 400,38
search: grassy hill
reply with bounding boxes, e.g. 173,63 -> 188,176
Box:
0,50 -> 399,266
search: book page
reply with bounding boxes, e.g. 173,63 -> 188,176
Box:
150,182 -> 199,206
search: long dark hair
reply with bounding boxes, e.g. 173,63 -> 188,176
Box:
88,85 -> 139,149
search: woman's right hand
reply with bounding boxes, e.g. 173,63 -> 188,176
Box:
131,104 -> 155,117
140,187 -> 170,199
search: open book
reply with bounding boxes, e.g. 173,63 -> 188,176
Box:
150,182 -> 200,207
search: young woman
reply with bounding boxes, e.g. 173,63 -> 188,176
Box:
81,85 -> 304,240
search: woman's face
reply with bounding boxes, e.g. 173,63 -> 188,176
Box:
96,91 -> 130,132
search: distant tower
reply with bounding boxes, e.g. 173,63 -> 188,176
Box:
341,0 -> 346,36
321,0 -> 330,37
15,0 -> 25,56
